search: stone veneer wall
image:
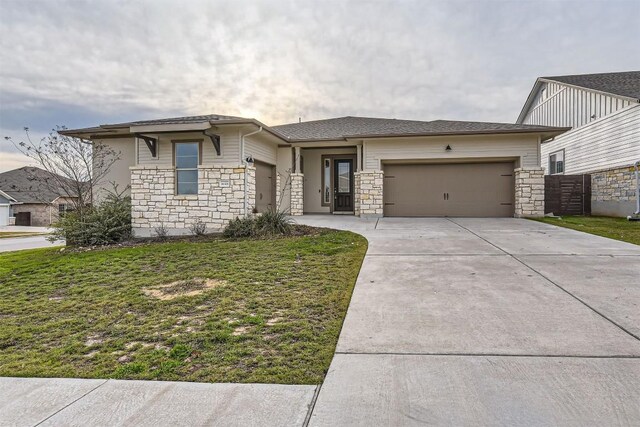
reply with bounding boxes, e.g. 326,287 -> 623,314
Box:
591,165 -> 637,217
514,167 -> 544,218
130,165 -> 255,236
289,173 -> 304,216
357,170 -> 384,217
353,172 -> 361,216
591,166 -> 636,203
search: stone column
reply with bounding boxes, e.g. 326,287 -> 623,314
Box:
514,167 -> 545,218
290,173 -> 304,216
357,170 -> 384,217
354,172 -> 362,216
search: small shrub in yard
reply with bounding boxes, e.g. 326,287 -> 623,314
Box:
189,220 -> 207,236
223,210 -> 292,238
255,210 -> 292,236
223,216 -> 256,238
153,223 -> 169,241
50,189 -> 132,246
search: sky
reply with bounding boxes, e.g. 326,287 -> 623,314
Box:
1,0 -> 639,172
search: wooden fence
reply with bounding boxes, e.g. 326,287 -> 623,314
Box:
544,175 -> 591,216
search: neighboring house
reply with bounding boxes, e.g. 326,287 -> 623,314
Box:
61,115 -> 566,236
0,189 -> 18,226
0,167 -> 78,226
517,71 -> 640,216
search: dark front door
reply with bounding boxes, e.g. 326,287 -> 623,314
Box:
334,159 -> 354,212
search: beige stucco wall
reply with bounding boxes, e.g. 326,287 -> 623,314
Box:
300,147 -> 357,213
363,134 -> 540,170
93,137 -> 136,201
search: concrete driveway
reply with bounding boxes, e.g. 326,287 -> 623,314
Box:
294,216 -> 640,426
0,226 -> 63,253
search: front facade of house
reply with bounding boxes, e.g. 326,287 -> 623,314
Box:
517,71 -> 640,217
62,115 -> 566,236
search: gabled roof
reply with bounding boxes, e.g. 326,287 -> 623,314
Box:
0,166 -> 76,204
517,71 -> 640,123
272,116 -> 567,141
61,113 -> 567,143
542,71 -> 640,101
0,189 -> 17,203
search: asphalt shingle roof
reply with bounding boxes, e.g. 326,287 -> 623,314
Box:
542,71 -> 640,100
272,116 -> 565,140
104,114 -> 244,128
0,167 -> 75,204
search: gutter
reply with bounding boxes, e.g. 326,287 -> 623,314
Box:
240,126 -> 263,216
629,160 -> 640,221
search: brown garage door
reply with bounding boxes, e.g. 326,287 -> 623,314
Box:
383,162 -> 515,217
255,161 -> 276,213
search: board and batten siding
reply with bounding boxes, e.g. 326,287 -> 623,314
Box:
540,104 -> 640,175
521,81 -> 634,128
363,134 -> 540,170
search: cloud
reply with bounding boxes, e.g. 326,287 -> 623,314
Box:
1,0 -> 639,172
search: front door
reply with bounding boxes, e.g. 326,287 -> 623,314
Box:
334,159 -> 354,212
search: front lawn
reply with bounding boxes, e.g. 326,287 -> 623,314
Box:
533,216 -> 640,245
0,230 -> 367,384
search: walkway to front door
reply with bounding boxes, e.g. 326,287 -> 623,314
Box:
293,216 -> 640,426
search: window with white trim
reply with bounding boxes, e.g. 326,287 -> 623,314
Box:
549,150 -> 565,175
175,142 -> 199,194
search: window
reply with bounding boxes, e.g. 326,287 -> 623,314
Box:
175,142 -> 200,194
322,158 -> 331,205
58,203 -> 72,217
549,150 -> 565,175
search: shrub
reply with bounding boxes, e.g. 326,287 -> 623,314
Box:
255,210 -> 292,236
49,188 -> 132,246
153,223 -> 169,241
189,220 -> 207,236
223,210 -> 292,238
223,216 -> 256,238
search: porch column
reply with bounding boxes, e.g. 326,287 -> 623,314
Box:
356,144 -> 363,172
290,146 -> 304,215
294,146 -> 301,173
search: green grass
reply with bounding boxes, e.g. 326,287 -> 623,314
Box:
0,230 -> 367,384
0,232 -> 48,239
533,216 -> 640,246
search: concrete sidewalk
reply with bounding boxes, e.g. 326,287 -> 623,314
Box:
294,216 -> 640,426
0,377 -> 316,427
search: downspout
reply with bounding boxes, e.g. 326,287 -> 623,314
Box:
240,126 -> 263,216
629,160 -> 640,220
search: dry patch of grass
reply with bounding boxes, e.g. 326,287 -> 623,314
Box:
143,278 -> 227,300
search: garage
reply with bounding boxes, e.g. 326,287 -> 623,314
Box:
383,162 -> 515,217
254,161 -> 276,213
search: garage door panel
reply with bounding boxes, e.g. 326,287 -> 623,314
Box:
383,162 -> 514,217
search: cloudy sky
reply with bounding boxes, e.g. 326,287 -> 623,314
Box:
1,0 -> 638,171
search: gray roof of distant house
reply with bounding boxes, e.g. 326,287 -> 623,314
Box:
541,71 -> 640,100
0,167 -> 75,204
272,116 -> 567,140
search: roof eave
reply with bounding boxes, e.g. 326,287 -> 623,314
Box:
289,127 -> 570,142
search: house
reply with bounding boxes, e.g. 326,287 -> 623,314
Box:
60,115 -> 567,236
0,167 -> 78,226
0,189 -> 18,226
517,71 -> 640,217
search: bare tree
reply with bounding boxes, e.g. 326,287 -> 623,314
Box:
5,127 -> 120,216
